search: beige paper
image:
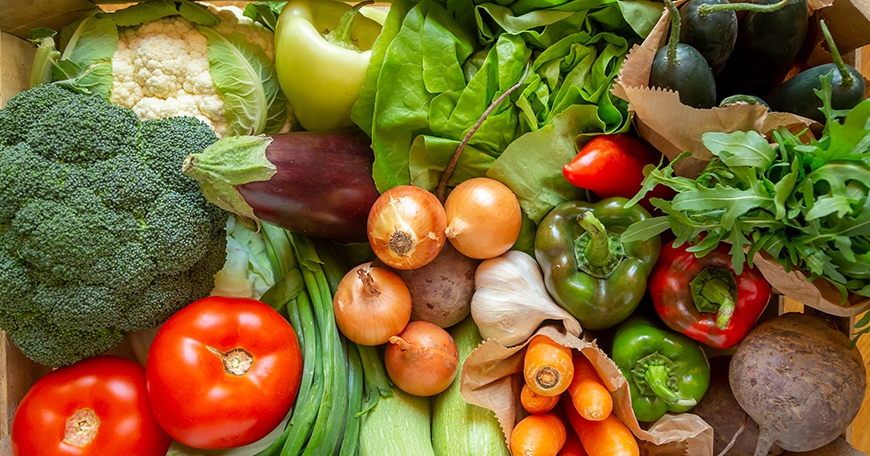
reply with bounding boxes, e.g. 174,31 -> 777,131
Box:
611,1 -> 842,178
752,250 -> 870,317
459,324 -> 714,455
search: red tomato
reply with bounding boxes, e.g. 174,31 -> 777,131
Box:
146,296 -> 302,449
11,355 -> 171,456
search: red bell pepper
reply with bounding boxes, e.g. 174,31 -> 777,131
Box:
648,241 -> 772,349
562,134 -> 675,213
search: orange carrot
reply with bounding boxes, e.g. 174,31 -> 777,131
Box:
523,335 -> 574,396
558,420 -> 588,456
562,396 -> 638,456
566,352 -> 613,421
521,383 -> 560,414
510,413 -> 567,456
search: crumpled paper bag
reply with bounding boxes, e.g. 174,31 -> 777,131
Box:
459,324 -> 715,455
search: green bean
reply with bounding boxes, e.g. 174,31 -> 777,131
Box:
339,342 -> 364,456
279,289 -> 324,456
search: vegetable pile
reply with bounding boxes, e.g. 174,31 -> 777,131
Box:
3,0 -> 870,455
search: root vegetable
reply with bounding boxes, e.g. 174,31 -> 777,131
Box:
729,312 -> 866,456
692,356 -> 782,456
388,242 -> 481,328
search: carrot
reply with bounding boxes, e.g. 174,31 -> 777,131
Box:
521,383 -> 560,414
566,352 -> 613,421
557,420 -> 588,456
562,396 -> 638,456
509,413 -> 567,456
523,335 -> 574,397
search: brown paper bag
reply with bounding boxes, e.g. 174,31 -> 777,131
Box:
609,0 -> 865,178
460,324 -> 714,455
752,250 -> 870,317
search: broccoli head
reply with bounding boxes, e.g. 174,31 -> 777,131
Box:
0,84 -> 228,367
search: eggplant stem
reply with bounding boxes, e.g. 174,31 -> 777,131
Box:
663,0 -> 681,67
819,19 -> 853,86
698,0 -> 790,17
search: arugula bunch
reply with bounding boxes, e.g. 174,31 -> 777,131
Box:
623,74 -> 870,301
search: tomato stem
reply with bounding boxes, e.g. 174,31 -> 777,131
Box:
207,346 -> 255,376
62,408 -> 100,447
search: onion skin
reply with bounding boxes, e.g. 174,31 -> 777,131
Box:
367,186 -> 447,270
385,321 -> 459,397
444,177 -> 522,260
237,129 -> 380,244
333,263 -> 412,346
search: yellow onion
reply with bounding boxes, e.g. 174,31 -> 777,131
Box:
367,185 -> 447,270
333,262 -> 412,346
384,321 -> 459,396
444,177 -> 522,259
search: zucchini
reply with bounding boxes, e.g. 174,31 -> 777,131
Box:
432,316 -> 510,456
359,385 -> 435,456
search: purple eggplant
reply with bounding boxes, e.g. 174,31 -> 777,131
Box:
183,128 -> 380,243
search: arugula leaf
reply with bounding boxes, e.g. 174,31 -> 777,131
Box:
624,75 -> 870,302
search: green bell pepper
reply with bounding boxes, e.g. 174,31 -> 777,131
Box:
612,315 -> 711,423
275,0 -> 382,131
534,197 -> 660,330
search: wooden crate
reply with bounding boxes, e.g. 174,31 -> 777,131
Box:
1,1 -> 870,454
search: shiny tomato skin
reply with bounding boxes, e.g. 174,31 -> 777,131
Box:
146,296 -> 302,450
11,355 -> 171,456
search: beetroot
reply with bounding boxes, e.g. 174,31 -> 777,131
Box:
729,313 -> 866,456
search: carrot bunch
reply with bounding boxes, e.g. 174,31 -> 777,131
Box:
509,335 -> 639,456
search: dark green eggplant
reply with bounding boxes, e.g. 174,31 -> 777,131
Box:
716,0 -> 809,98
765,20 -> 865,123
651,0 -> 717,109
679,0 -> 737,76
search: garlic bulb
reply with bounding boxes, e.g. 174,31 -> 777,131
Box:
471,250 -> 582,347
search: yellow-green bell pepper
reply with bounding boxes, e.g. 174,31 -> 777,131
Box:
275,0 -> 381,131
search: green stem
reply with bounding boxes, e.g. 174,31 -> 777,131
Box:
578,212 -> 611,268
819,19 -> 854,86
327,1 -> 373,47
689,267 -> 738,330
698,0 -> 790,16
644,365 -> 697,407
339,342 -> 364,456
663,0 -> 681,67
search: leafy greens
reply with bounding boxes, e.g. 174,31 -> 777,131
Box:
351,0 -> 660,225
622,74 -> 870,302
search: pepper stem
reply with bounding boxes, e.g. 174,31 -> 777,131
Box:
662,0 -> 681,67
698,0 -> 790,17
644,365 -> 698,407
578,212 -> 609,268
326,1 -> 373,49
819,19 -> 854,87
574,212 -> 625,279
690,267 -> 738,330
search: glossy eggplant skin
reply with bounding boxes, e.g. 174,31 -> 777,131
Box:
238,129 -> 380,244
679,0 -> 738,76
716,0 -> 809,98
765,63 -> 865,123
650,43 -> 718,109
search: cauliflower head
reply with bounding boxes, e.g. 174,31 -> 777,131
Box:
109,4 -> 280,137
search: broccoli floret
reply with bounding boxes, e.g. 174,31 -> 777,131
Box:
0,84 -> 228,367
